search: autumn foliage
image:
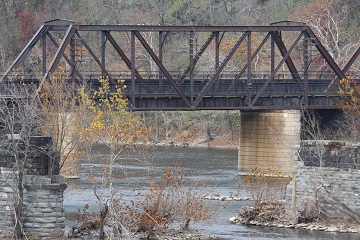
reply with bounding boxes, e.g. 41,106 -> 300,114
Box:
244,166 -> 289,208
338,75 -> 360,138
112,165 -> 211,238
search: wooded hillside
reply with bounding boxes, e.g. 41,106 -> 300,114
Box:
0,0 -> 358,146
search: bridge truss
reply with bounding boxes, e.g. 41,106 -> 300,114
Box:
1,19 -> 359,110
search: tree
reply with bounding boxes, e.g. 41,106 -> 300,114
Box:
113,165 -> 211,239
0,81 -> 44,238
39,75 -> 85,177
289,0 -> 358,66
77,77 -> 147,239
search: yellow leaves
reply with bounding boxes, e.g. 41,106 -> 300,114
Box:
339,75 -> 360,114
77,77 -> 147,147
90,121 -> 105,131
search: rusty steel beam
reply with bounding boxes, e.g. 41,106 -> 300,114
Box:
273,31 -> 301,81
342,43 -> 360,73
247,32 -> 252,106
4,21 -> 355,111
39,25 -> 76,90
251,32 -> 304,107
324,44 -> 360,93
104,31 -> 151,93
234,32 -> 271,81
75,31 -> 114,84
194,32 -> 249,107
42,33 -> 47,75
306,29 -> 346,80
1,25 -> 49,81
131,31 -> 136,107
46,32 -> 84,81
133,30 -> 191,107
77,25 -> 309,32
176,32 -> 217,84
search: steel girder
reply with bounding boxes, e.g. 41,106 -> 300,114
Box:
1,20 -> 359,111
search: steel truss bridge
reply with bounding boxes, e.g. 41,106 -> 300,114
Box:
1,19 -> 359,110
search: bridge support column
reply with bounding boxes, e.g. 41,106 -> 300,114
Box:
238,110 -> 301,175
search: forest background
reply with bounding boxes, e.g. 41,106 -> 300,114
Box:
0,0 -> 359,148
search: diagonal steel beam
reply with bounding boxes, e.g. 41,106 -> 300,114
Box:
342,43 -> 360,73
103,31 -> 151,93
251,32 -> 304,107
1,25 -> 50,81
226,32 -> 271,93
176,32 -> 217,84
273,31 -> 301,81
133,30 -> 191,107
38,25 -> 76,90
306,29 -> 346,80
194,32 -> 248,107
75,31 -> 114,85
46,32 -> 84,81
324,43 -> 360,92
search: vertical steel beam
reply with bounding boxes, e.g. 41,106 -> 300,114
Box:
190,31 -> 194,105
101,31 -> 106,76
39,25 -> 76,90
46,32 -> 84,81
176,32 -> 216,84
194,32 -> 248,107
303,33 -> 309,107
134,31 -> 190,107
271,32 -> 275,73
252,32 -> 304,106
227,33 -> 271,93
103,31 -> 150,92
131,31 -> 136,108
75,31 -> 113,84
235,33 -> 270,80
215,32 -> 220,70
42,32 -> 47,76
159,31 -> 164,92
70,35 -> 76,81
247,32 -> 252,106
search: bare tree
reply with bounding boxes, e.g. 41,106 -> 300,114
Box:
0,82 -> 43,239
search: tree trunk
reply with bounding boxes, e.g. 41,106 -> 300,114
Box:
155,112 -> 159,142
183,219 -> 191,230
142,112 -> 150,142
99,203 -> 108,240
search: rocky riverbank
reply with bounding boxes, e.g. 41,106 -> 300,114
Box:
229,204 -> 360,234
202,195 -> 360,235
149,136 -> 238,149
229,216 -> 360,233
68,227 -> 216,240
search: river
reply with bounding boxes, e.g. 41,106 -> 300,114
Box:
64,145 -> 360,239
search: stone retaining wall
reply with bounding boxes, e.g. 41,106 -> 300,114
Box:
0,136 -> 66,239
0,167 -> 17,236
286,142 -> 360,221
22,175 -> 67,238
0,169 -> 67,239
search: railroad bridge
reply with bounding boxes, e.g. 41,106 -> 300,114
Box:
1,19 -> 360,174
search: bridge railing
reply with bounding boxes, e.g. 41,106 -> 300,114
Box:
1,70 -> 352,100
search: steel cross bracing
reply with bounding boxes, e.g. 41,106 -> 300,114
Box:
1,19 -> 359,111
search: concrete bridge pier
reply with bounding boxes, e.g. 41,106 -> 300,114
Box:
238,110 -> 301,175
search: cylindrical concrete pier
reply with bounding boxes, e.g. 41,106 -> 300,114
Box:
238,110 -> 301,175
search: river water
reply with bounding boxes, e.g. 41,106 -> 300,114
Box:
64,145 -> 360,239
